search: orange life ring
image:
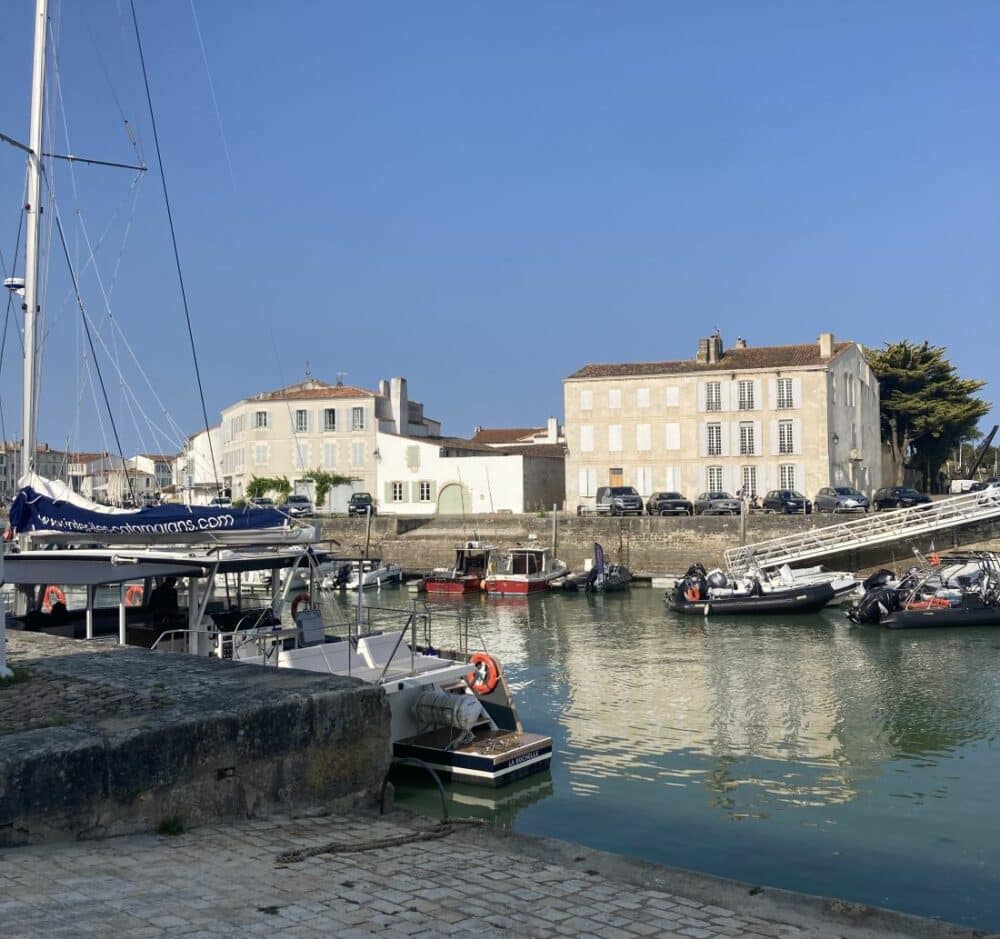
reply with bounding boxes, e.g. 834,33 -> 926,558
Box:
929,552 -> 941,567
125,585 -> 144,607
41,585 -> 66,613
684,584 -> 701,602
290,593 -> 312,619
466,651 -> 500,695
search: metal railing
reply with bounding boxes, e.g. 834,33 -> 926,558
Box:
726,490 -> 1000,574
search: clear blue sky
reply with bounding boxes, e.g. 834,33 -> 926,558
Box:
0,1 -> 997,457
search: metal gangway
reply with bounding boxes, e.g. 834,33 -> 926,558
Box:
725,490 -> 1000,575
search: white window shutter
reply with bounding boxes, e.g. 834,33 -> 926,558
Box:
578,469 -> 588,497
792,377 -> 802,409
698,422 -> 708,457
792,418 -> 803,455
720,421 -> 731,456
697,381 -> 706,412
767,379 -> 777,410
664,466 -> 676,490
796,462 -> 806,492
752,379 -> 762,410
766,463 -> 778,489
637,424 -> 651,451
769,420 -> 779,455
699,465 -> 707,493
720,381 -> 732,411
665,422 -> 680,450
722,466 -> 734,493
753,420 -> 763,456
587,467 -> 597,496
730,422 -> 740,456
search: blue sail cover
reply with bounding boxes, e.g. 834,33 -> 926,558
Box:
9,486 -> 289,538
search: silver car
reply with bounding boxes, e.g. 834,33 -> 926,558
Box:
693,491 -> 741,515
814,486 -> 869,513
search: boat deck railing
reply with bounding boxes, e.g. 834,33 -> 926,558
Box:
726,490 -> 1000,574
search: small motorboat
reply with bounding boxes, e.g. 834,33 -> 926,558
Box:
848,552 -> 1000,628
561,543 -> 632,593
326,558 -> 402,591
425,541 -> 494,595
483,546 -> 568,596
668,563 -> 835,616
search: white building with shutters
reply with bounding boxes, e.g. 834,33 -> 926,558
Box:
563,332 -> 881,512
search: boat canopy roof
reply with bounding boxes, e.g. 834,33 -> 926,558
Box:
4,546 -> 328,586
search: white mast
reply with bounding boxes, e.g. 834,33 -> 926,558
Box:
22,0 -> 49,484
1,0 -> 48,679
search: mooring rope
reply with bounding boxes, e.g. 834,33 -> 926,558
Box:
274,818 -> 487,865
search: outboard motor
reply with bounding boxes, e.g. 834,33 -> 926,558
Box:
333,562 -> 351,588
848,586 -> 899,625
706,569 -> 728,589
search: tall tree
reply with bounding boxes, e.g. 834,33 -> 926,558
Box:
867,341 -> 990,488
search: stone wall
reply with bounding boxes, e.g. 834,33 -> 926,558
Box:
317,513 -> 1000,575
1,633 -> 391,846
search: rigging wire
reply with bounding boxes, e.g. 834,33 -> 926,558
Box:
129,0 -> 220,493
189,0 -> 236,187
0,190 -> 28,447
48,187 -> 135,502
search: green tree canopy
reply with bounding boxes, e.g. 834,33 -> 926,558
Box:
867,340 -> 989,488
306,470 -> 355,509
246,476 -> 291,500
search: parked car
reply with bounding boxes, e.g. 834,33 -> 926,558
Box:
693,492 -> 741,516
208,495 -> 232,508
248,496 -> 275,509
814,486 -> 869,513
970,476 -> 1000,493
646,491 -> 693,516
347,492 -> 376,516
284,494 -> 315,517
596,486 -> 644,516
761,490 -> 812,514
872,486 -> 931,511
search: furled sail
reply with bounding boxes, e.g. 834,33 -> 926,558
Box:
8,475 -> 314,545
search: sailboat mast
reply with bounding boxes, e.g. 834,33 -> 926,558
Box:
22,0 -> 49,482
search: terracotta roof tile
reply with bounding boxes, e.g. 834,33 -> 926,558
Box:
252,380 -> 375,402
471,427 -> 544,445
495,444 -> 567,458
567,342 -> 855,380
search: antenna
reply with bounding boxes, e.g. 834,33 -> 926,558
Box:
304,360 -> 313,380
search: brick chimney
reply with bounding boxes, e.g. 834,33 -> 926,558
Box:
818,332 -> 834,359
546,416 -> 558,442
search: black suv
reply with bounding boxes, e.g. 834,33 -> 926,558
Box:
596,486 -> 644,516
347,492 -> 377,516
872,487 -> 931,511
761,489 -> 812,514
646,491 -> 693,516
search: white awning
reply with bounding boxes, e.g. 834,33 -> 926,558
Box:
4,555 -> 208,586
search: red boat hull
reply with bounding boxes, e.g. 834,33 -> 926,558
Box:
425,576 -> 482,595
484,577 -> 552,596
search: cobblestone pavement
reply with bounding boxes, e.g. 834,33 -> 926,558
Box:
0,812 -> 958,938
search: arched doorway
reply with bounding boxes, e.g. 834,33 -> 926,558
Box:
437,482 -> 472,515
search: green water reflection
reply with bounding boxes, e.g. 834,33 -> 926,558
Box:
326,585 -> 1000,930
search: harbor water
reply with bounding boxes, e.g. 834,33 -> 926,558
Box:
323,584 -> 1000,931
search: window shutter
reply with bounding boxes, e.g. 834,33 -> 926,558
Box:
384,481 -> 393,504
729,422 -> 740,456
766,463 -> 778,489
698,422 -> 708,457
792,418 -> 803,455
720,421 -> 731,456
753,420 -> 763,456
578,468 -> 589,497
697,381 -> 706,412
792,377 -> 802,409
752,379 -> 762,411
720,381 -> 732,411
665,422 -> 680,450
769,420 -> 779,455
722,466 -> 734,493
664,466 -> 676,490
767,379 -> 777,410
699,465 -> 707,493
796,462 -> 806,492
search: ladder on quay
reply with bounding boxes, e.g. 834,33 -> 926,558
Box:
725,490 -> 1000,575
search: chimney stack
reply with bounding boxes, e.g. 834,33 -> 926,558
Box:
818,332 -> 834,359
734,337 -> 747,349
696,338 -> 710,364
707,331 -> 723,365
546,416 -> 558,443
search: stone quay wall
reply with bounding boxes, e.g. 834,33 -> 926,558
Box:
317,512 -> 1000,575
1,633 -> 391,846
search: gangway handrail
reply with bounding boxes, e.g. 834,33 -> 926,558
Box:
727,490 -> 1000,574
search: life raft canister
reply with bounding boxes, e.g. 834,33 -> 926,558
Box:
290,593 -> 312,620
466,651 -> 500,695
41,584 -> 66,613
684,583 -> 701,602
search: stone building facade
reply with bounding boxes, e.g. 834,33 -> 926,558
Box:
563,332 -> 881,513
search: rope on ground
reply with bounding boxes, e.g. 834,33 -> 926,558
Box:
274,818 -> 487,865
